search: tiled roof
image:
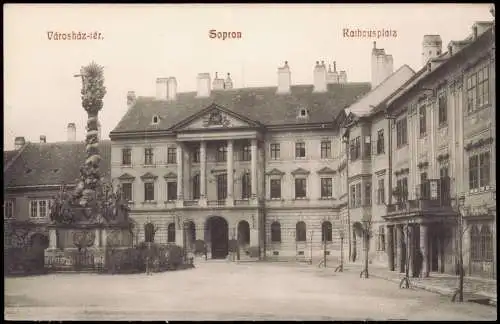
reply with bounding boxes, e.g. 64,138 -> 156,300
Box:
4,140 -> 112,188
4,150 -> 18,166
110,83 -> 371,135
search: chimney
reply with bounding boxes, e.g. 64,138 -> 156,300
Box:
224,73 -> 233,90
472,24 -> 478,40
40,135 -> 46,143
167,77 -> 177,101
212,72 -> 225,90
155,77 -> 168,100
14,136 -> 25,150
127,91 -> 136,107
196,73 -> 211,97
313,60 -> 327,92
277,61 -> 291,94
67,123 -> 76,142
327,61 -> 339,84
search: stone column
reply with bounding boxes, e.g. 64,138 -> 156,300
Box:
184,147 -> 191,200
396,225 -> 404,273
227,140 -> 234,206
428,97 -> 437,178
94,228 -> 101,248
420,223 -> 429,277
49,228 -> 58,249
462,222 -> 471,276
251,139 -> 258,200
176,143 -> 184,207
387,225 -> 394,271
200,141 -> 207,206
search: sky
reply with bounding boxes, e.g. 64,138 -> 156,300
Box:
3,3 -> 494,150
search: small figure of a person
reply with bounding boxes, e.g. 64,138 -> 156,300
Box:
204,242 -> 208,260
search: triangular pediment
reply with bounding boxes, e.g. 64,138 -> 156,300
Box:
140,172 -> 158,180
118,173 -> 136,181
163,172 -> 177,179
291,167 -> 310,176
265,168 -> 285,176
317,167 -> 337,175
171,104 -> 261,131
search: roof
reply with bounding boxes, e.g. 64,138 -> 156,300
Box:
344,65 -> 416,117
4,150 -> 18,165
4,140 -> 112,188
110,83 -> 371,135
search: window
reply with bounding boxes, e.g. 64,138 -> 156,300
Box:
167,181 -> 177,201
152,115 -> 159,124
216,144 -> 227,162
350,183 -> 362,208
295,178 -> 307,198
271,222 -> 281,242
363,136 -> 371,159
467,64 -> 490,113
396,118 -> 408,147
30,200 -> 48,218
471,224 -> 493,262
419,105 -> 427,136
270,179 -> 281,199
471,225 -> 481,261
440,165 -> 450,201
144,148 -> 154,165
167,148 -> 176,164
295,142 -> 306,159
469,152 -> 490,190
122,183 -> 132,201
321,221 -> 332,242
396,177 -> 408,202
350,136 -> 361,161
192,174 -> 200,200
144,223 -> 155,243
321,178 -> 333,198
167,223 -> 176,243
420,172 -> 429,199
377,178 -> 385,205
122,148 -> 132,166
466,72 -> 477,112
364,182 -> 372,206
296,221 -> 307,242
241,173 -> 251,199
217,174 -> 227,201
4,200 -> 14,219
241,145 -> 251,161
377,226 -> 386,251
193,148 -> 200,163
321,141 -> 332,159
270,143 -> 280,160
376,130 -> 385,154
438,92 -> 447,126
144,182 -> 155,202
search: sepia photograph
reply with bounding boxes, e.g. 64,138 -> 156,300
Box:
3,3 -> 497,321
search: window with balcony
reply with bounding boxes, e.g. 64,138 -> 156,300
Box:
376,129 -> 385,154
469,151 -> 490,190
4,200 -> 14,219
377,178 -> 385,205
350,183 -> 362,208
350,136 -> 361,161
440,166 -> 450,201
270,143 -> 280,160
320,178 -> 333,198
217,174 -> 227,201
121,183 -> 133,201
241,144 -> 251,161
419,172 -> 429,199
396,118 -> 408,148
396,177 -> 408,203
438,92 -> 447,126
167,181 -> 177,201
295,142 -> 306,159
122,148 -> 132,166
144,148 -> 154,165
30,200 -> 49,218
241,173 -> 251,199
144,182 -> 155,202
270,179 -> 281,199
467,64 -> 490,113
295,178 -> 307,199
167,147 -> 176,164
364,182 -> 372,206
321,141 -> 332,159
419,105 -> 427,136
216,144 -> 227,162
192,174 -> 200,200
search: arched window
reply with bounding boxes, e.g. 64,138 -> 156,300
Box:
271,221 -> 281,243
480,225 -> 493,261
237,221 -> 250,245
321,221 -> 332,242
144,223 -> 156,243
296,221 -> 306,242
470,225 -> 480,261
167,223 -> 176,243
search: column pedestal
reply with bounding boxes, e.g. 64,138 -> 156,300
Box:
49,228 -> 58,249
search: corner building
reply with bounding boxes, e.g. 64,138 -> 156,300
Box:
110,61 -> 370,260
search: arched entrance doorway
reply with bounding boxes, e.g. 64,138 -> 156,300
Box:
30,233 -> 49,249
206,216 -> 229,259
29,233 -> 50,270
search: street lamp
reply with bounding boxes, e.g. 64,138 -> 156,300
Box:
335,229 -> 345,272
452,194 -> 466,302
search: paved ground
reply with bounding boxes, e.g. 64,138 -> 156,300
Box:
5,260 -> 498,321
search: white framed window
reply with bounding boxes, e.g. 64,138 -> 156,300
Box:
30,199 -> 49,218
4,200 -> 15,219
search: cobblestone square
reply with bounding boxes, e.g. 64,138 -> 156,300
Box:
5,261 -> 497,321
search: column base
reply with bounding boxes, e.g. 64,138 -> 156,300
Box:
199,198 -> 207,207
176,200 -> 184,208
226,198 -> 234,207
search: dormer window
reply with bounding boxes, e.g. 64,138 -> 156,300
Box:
298,108 -> 309,118
152,115 -> 159,124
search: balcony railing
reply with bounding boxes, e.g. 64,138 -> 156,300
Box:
207,200 -> 226,207
183,200 -> 199,207
234,199 -> 250,206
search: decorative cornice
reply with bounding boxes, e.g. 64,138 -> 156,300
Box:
375,169 -> 387,176
140,172 -> 158,180
266,168 -> 285,176
317,167 -> 337,175
163,172 -> 177,180
464,137 -> 494,152
394,168 -> 410,177
291,167 -> 310,176
118,173 -> 136,181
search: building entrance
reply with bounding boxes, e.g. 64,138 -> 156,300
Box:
206,216 -> 229,259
